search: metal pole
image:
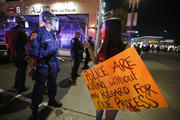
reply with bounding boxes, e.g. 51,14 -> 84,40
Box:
127,4 -> 135,45
130,5 -> 135,31
128,0 -> 139,46
95,0 -> 103,55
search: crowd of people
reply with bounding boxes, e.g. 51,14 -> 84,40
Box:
5,11 -> 138,120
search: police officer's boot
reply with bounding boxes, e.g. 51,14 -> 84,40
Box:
48,97 -> 62,108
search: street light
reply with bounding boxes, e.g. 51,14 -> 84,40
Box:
127,0 -> 140,45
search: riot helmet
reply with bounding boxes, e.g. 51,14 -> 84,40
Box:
15,16 -> 26,24
40,11 -> 59,31
74,30 -> 81,39
15,16 -> 27,28
75,30 -> 81,35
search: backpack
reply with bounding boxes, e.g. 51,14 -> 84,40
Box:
25,29 -> 39,80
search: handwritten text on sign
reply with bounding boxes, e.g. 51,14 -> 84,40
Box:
82,47 -> 168,110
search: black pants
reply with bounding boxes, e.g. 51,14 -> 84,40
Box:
71,56 -> 80,80
13,54 -> 27,90
31,61 -> 59,110
83,53 -> 90,67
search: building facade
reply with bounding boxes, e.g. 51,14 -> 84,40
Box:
0,0 -> 99,49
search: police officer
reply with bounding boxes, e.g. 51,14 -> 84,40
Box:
5,16 -> 29,93
69,30 -> 82,84
26,11 -> 62,119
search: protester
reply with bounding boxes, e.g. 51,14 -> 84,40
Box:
85,17 -> 139,120
5,16 -> 29,93
25,11 -> 62,119
69,30 -> 82,84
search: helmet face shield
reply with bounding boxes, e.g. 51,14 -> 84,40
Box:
51,17 -> 59,31
39,11 -> 59,31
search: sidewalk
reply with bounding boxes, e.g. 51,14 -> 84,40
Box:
55,58 -> 179,120
57,53 -> 180,120
0,52 -> 180,120
55,60 -> 179,120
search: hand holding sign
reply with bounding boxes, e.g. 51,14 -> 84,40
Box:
82,47 -> 168,110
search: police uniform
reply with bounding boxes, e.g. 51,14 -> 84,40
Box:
70,35 -> 82,82
5,24 -> 29,93
26,26 -> 61,111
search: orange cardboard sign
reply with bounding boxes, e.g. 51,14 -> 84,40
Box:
82,47 -> 168,110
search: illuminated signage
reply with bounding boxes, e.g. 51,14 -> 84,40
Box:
6,2 -> 76,14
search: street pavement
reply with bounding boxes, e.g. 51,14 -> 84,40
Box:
0,51 -> 180,120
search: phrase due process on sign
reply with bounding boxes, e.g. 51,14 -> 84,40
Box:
82,47 -> 168,110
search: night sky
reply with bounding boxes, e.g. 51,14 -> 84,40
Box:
105,0 -> 179,40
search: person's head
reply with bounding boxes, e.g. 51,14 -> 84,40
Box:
15,16 -> 26,28
74,30 -> 81,39
40,11 -> 59,31
98,18 -> 125,61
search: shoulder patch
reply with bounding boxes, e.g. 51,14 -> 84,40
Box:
30,33 -> 37,40
72,39 -> 75,43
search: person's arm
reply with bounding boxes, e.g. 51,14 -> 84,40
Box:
84,41 -> 98,64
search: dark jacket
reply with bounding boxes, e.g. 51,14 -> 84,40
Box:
5,25 -> 29,55
70,37 -> 82,58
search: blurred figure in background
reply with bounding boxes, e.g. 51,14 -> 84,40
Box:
135,44 -> 141,56
69,30 -> 82,84
156,45 -> 160,52
5,16 -> 29,93
82,36 -> 94,70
